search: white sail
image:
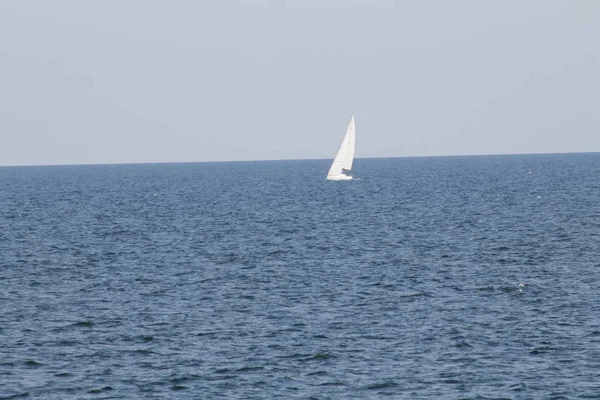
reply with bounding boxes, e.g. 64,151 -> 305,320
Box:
327,116 -> 355,181
342,115 -> 355,171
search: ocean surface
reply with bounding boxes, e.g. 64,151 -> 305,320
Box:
1,153 -> 600,399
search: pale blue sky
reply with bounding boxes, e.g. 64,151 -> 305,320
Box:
1,0 -> 598,166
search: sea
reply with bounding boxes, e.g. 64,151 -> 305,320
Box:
1,153 -> 600,399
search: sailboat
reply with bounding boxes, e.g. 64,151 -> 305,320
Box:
326,115 -> 356,181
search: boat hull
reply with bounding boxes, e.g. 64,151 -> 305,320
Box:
326,174 -> 353,181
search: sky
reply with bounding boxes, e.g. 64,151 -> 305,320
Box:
0,0 -> 599,166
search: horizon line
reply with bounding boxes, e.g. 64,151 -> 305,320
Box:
1,150 -> 598,168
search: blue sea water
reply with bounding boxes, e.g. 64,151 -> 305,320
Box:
1,153 -> 600,399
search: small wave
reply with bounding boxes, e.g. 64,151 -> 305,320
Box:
319,381 -> 346,386
362,334 -> 394,340
278,353 -> 309,360
72,321 -> 94,328
170,374 -> 200,384
453,341 -> 473,349
279,352 -> 335,362
134,276 -> 155,283
399,291 -> 426,298
54,340 -> 79,347
196,331 -> 219,337
214,368 -> 231,374
529,346 -> 556,354
87,386 -> 113,394
0,362 -> 15,368
440,378 -> 461,384
306,370 -> 328,376
23,360 -> 43,368
205,374 -> 236,381
493,245 -> 510,251
0,392 -> 30,399
131,349 -> 156,356
305,352 -> 334,361
235,366 -> 264,373
365,380 -> 398,390
509,383 -> 526,391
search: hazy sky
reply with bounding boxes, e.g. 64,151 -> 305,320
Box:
1,0 -> 599,166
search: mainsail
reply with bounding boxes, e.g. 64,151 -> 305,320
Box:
327,116 -> 355,180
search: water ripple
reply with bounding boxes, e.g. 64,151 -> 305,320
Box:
1,156 -> 600,399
